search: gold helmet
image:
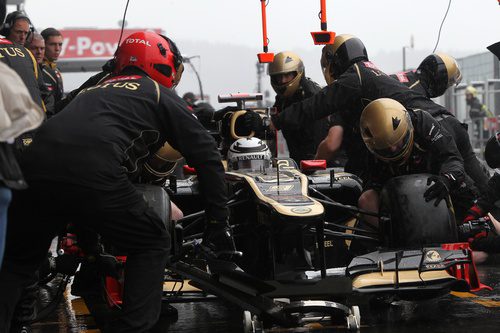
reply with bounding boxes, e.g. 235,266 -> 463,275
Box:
268,51 -> 304,97
416,53 -> 462,98
142,142 -> 182,183
320,34 -> 368,85
360,98 -> 414,163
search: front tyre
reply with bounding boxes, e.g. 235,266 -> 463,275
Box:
379,174 -> 458,248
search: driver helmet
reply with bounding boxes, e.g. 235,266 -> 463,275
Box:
485,132 -> 500,169
268,51 -> 304,98
416,53 -> 462,98
320,34 -> 368,85
360,98 -> 414,164
113,31 -> 184,88
227,137 -> 272,170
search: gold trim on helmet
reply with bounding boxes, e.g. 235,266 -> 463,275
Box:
360,98 -> 414,163
436,53 -> 462,88
268,51 -> 304,98
320,34 -> 355,84
155,142 -> 182,162
172,62 -> 184,88
144,142 -> 182,177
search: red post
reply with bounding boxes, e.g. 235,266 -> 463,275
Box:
261,0 -> 269,52
320,0 -> 327,30
257,0 -> 274,63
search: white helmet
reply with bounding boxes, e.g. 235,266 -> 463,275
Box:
227,137 -> 272,170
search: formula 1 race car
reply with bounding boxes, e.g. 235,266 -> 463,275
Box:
160,93 -> 482,332
28,93 -> 486,333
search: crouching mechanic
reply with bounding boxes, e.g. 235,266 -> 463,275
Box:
0,31 -> 235,333
357,98 -> 465,227
462,132 -> 500,256
391,53 -> 489,197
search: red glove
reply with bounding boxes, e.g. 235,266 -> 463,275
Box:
464,204 -> 485,223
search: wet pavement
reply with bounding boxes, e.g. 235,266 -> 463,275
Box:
32,260 -> 500,333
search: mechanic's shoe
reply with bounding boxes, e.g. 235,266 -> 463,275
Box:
201,225 -> 241,259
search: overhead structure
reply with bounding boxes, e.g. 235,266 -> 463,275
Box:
311,0 -> 336,45
257,0 -> 274,63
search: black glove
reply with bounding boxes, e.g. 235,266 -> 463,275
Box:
202,218 -> 239,259
424,175 -> 450,207
242,110 -> 264,133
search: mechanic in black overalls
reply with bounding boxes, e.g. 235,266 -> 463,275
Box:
0,38 -> 43,111
266,51 -> 328,164
463,132 -> 500,256
391,53 -> 489,198
0,36 -> 45,153
357,98 -> 465,227
40,28 -> 64,106
269,35 -> 473,214
0,31 -> 235,333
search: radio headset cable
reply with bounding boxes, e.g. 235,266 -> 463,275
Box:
432,0 -> 452,53
116,0 -> 131,54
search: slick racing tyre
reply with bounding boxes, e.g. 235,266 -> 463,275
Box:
379,174 -> 458,248
134,183 -> 180,253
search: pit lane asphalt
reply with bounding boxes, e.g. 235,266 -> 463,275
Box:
32,258 -> 500,333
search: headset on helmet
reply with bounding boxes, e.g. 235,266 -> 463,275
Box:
0,10 -> 34,39
485,132 -> 500,169
227,137 -> 272,170
360,98 -> 414,163
320,34 -> 368,85
268,51 -> 304,98
416,53 -> 462,98
113,31 -> 184,88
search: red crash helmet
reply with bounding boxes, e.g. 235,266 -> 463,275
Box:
114,31 -> 184,88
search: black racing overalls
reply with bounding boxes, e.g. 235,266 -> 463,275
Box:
0,38 -> 45,150
0,68 -> 228,333
391,70 -> 489,196
362,109 -> 470,219
274,77 -> 329,165
42,59 -> 64,105
272,60 -> 448,177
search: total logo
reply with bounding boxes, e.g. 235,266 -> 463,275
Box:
125,38 -> 152,46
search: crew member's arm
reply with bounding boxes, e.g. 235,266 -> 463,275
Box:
271,73 -> 361,132
413,109 -> 465,184
315,125 -> 344,160
468,173 -> 500,219
159,90 -> 228,221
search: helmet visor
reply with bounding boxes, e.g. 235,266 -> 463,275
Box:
235,159 -> 271,171
372,129 -> 413,160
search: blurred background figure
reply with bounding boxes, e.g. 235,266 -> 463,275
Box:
27,32 -> 56,116
182,91 -> 217,132
466,85 -> 493,143
41,28 -> 64,105
0,10 -> 33,45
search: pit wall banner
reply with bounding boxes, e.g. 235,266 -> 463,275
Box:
59,29 -> 162,59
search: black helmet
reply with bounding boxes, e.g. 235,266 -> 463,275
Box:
485,132 -> 500,169
320,34 -> 368,84
416,53 -> 462,98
